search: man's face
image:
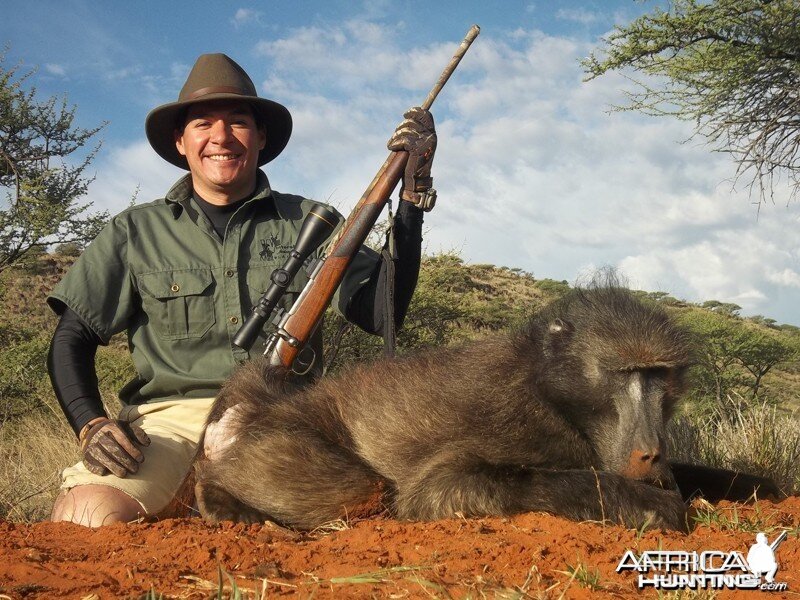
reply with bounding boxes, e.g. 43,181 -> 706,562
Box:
175,100 -> 266,204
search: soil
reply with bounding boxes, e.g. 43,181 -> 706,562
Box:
0,497 -> 798,599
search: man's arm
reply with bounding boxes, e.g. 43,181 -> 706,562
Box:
47,308 -> 106,436
345,200 -> 423,334
344,107 -> 435,335
48,309 -> 151,476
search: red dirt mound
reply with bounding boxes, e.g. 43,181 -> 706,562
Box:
1,497 -> 798,599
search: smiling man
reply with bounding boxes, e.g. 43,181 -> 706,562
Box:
46,54 -> 437,526
176,101 -> 267,203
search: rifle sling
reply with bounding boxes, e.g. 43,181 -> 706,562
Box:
382,206 -> 398,358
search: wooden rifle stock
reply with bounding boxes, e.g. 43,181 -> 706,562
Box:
271,25 -> 480,370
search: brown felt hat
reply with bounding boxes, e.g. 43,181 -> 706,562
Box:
145,53 -> 292,169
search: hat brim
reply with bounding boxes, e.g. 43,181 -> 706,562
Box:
145,93 -> 292,170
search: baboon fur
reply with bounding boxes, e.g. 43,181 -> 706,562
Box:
195,284 -> 697,531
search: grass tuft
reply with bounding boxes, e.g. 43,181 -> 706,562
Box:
556,561 -> 604,592
668,397 -> 800,495
329,565 -> 429,585
691,498 -> 799,534
0,412 -> 78,522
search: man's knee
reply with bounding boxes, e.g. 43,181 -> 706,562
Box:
51,484 -> 146,527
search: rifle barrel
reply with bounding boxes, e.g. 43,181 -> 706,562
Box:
422,25 -> 481,110
272,25 -> 481,370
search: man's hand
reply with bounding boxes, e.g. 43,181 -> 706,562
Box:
387,107 -> 437,211
80,417 -> 151,478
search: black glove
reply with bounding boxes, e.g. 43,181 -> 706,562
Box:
79,417 -> 151,478
387,107 -> 437,211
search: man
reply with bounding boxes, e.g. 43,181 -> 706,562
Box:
47,54 -> 436,526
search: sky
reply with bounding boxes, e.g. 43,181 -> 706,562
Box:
2,0 -> 798,326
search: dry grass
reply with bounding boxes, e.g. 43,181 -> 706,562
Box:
668,396 -> 800,495
0,412 -> 78,522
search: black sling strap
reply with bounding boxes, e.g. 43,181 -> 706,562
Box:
381,204 -> 398,357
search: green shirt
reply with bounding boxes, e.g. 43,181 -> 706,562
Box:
47,170 -> 378,404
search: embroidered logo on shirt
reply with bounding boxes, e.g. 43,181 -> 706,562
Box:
259,234 -> 293,261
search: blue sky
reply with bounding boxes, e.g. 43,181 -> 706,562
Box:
2,1 -> 799,325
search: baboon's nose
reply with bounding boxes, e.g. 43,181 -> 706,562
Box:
623,448 -> 661,479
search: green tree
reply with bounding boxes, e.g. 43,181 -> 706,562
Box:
534,278 -> 571,298
701,299 -> 742,317
679,309 -> 749,406
584,0 -> 800,204
747,314 -> 778,329
0,55 -> 107,271
736,327 -> 798,398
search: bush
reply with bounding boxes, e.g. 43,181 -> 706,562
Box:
53,242 -> 83,257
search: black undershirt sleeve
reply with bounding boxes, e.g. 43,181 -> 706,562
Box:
345,200 -> 424,335
47,308 -> 106,437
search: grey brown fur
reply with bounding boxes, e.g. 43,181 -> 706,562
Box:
195,284 -> 693,531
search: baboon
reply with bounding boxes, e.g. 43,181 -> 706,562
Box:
195,283 -> 711,531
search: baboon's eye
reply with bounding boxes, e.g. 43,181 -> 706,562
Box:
644,366 -> 670,378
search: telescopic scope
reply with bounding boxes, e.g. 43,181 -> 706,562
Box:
232,204 -> 339,351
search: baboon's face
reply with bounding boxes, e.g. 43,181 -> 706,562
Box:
586,366 -> 685,488
535,292 -> 690,488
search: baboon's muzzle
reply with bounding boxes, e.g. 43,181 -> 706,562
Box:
622,446 -> 675,488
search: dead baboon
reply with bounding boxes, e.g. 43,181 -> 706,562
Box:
195,284 -> 701,531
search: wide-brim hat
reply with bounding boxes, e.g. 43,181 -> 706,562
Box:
145,53 -> 292,169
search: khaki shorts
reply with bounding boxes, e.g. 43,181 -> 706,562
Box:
60,397 -> 216,515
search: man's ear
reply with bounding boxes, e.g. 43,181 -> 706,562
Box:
175,129 -> 187,157
258,126 -> 267,151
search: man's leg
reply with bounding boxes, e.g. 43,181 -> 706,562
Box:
52,398 -> 215,527
51,484 -> 145,527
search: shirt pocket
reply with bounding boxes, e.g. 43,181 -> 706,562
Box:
138,269 -> 216,340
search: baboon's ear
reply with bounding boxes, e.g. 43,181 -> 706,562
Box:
544,318 -> 574,357
548,318 -> 574,336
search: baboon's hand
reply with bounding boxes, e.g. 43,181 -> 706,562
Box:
195,480 -> 268,525
574,472 -> 689,532
628,481 -> 689,532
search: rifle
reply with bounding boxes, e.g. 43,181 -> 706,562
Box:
235,25 -> 480,371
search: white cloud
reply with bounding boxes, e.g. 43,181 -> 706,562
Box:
618,208 -> 799,315
231,8 -> 264,29
555,8 -> 602,25
45,63 -> 66,77
766,268 -> 800,288
88,140 -> 183,215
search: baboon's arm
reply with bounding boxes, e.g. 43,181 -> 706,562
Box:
669,461 -> 781,503
394,451 -> 688,531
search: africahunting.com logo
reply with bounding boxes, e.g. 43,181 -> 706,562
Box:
616,531 -> 789,591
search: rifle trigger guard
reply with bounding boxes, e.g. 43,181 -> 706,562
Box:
291,346 -> 316,376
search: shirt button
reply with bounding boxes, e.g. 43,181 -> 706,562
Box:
170,284 -> 180,292
225,269 -> 235,277
229,316 -> 239,324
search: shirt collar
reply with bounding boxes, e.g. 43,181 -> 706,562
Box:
165,170 -> 287,219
